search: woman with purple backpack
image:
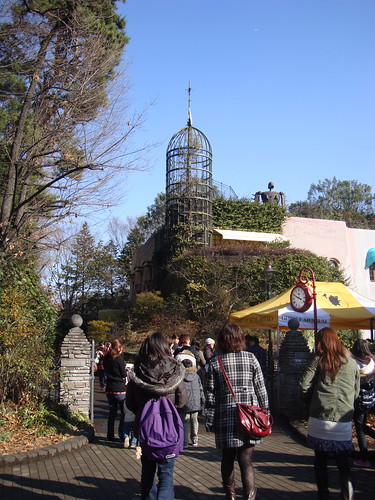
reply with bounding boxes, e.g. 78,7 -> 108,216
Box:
126,332 -> 187,500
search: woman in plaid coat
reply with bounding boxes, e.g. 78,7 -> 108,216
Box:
205,324 -> 268,500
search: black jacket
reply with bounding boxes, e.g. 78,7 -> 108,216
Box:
103,353 -> 127,392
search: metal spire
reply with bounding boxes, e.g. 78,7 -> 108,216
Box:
187,82 -> 193,127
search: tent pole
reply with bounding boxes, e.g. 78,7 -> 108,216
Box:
276,325 -> 280,413
267,328 -> 274,412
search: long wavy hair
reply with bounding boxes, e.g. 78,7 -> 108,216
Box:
109,339 -> 123,359
136,332 -> 172,367
316,327 -> 347,381
217,323 -> 245,354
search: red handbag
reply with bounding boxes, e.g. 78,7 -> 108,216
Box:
218,356 -> 273,439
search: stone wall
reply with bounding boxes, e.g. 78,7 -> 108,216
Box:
59,315 -> 91,417
278,324 -> 311,418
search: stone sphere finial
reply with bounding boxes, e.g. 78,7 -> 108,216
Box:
288,318 -> 300,331
71,314 -> 83,328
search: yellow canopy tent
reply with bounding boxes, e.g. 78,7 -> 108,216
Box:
228,282 -> 375,332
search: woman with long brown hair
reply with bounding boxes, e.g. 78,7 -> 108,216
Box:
205,324 -> 268,500
103,339 -> 127,443
300,327 -> 359,500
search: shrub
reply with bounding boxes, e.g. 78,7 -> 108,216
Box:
0,260 -> 57,404
130,292 -> 164,321
87,320 -> 114,344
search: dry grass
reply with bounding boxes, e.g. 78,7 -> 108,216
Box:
0,405 -> 72,456
0,401 -> 87,456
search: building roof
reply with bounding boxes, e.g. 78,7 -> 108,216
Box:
213,228 -> 289,243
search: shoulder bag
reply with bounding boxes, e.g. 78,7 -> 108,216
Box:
217,355 -> 272,438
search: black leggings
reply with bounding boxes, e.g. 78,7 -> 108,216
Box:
314,450 -> 352,494
221,445 -> 255,491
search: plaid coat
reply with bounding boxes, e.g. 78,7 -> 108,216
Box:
205,351 -> 268,448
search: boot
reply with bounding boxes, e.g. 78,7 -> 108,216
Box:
315,464 -> 329,499
223,482 -> 236,500
242,487 -> 257,499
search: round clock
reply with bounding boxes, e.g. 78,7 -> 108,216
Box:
290,284 -> 313,312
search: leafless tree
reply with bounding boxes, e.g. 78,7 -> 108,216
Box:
0,0 -> 151,259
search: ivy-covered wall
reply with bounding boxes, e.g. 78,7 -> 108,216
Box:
165,246 -> 345,325
213,197 -> 286,233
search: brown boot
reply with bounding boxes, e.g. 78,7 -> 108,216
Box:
223,482 -> 236,499
243,487 -> 257,500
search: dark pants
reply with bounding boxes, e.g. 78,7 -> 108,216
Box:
141,455 -> 175,500
353,407 -> 375,461
221,444 -> 255,496
106,393 -> 126,440
314,450 -> 353,500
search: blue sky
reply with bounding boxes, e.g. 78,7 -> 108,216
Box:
97,0 -> 375,233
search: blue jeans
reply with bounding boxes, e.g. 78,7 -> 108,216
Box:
98,369 -> 107,388
106,393 -> 126,440
123,420 -> 137,446
141,455 -> 175,500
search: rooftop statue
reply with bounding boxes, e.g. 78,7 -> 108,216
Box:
255,182 -> 285,207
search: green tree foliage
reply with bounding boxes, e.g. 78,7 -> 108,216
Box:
57,222 -> 126,323
118,225 -> 146,288
141,193 -> 166,239
119,193 -> 166,283
93,240 -> 124,305
213,197 -> 286,232
0,259 -> 57,403
58,222 -> 97,319
289,178 -> 375,229
0,0 -> 131,259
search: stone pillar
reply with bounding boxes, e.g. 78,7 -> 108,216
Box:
278,319 -> 311,418
59,315 -> 91,417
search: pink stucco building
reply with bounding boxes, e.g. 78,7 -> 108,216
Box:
283,217 -> 375,301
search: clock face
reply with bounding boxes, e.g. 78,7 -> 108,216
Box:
290,285 -> 313,312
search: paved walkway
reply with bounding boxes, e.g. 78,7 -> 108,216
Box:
0,382 -> 373,499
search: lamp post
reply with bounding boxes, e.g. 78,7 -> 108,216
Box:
263,262 -> 276,300
262,262 -> 276,406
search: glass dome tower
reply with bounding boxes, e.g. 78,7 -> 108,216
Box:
166,86 -> 213,246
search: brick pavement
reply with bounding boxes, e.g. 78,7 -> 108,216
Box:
0,381 -> 373,499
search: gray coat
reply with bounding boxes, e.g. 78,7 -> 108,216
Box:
182,370 -> 205,413
205,351 -> 268,448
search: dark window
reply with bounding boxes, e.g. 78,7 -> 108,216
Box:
369,264 -> 375,282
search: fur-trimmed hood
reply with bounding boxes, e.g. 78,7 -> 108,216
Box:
355,357 -> 375,376
128,358 -> 185,397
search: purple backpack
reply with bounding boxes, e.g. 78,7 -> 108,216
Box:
138,396 -> 184,460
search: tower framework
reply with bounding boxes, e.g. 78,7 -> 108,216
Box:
166,102 -> 213,246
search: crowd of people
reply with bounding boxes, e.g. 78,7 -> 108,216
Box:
96,326 -> 374,500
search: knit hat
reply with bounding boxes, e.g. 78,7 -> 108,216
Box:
175,350 -> 197,367
205,337 -> 215,345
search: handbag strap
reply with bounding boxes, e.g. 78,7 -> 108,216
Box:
217,356 -> 238,404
